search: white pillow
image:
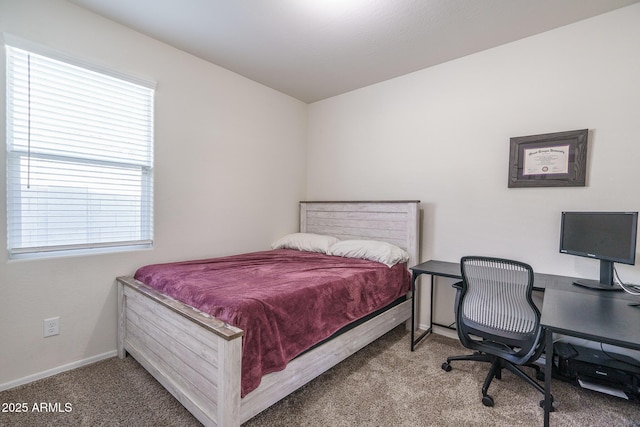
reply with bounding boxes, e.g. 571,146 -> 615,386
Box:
328,240 -> 410,267
271,233 -> 340,254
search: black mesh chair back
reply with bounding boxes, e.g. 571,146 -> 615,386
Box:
442,256 -> 549,408
458,256 -> 542,364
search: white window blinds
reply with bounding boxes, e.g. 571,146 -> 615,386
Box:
6,43 -> 155,257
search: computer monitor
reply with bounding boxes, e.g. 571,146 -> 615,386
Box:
560,211 -> 638,291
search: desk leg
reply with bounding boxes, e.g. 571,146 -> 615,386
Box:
411,272 -> 433,351
430,274 -> 435,331
410,272 -> 416,350
544,328 -> 553,427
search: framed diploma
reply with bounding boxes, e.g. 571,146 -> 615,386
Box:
508,129 -> 588,188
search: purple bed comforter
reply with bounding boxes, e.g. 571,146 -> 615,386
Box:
134,248 -> 411,397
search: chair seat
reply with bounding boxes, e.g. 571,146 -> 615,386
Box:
463,322 -> 542,363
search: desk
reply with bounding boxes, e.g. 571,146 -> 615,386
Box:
409,260 -> 572,351
541,288 -> 640,426
411,260 -> 640,425
409,261 -> 461,351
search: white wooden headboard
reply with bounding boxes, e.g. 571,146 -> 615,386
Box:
299,201 -> 420,267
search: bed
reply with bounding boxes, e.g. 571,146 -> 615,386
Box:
117,200 -> 420,426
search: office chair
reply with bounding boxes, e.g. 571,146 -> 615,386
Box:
442,256 -> 550,408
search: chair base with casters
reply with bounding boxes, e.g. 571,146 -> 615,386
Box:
441,350 -> 552,409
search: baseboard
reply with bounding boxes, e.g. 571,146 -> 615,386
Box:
433,325 -> 458,340
0,350 -> 118,392
417,321 -> 458,341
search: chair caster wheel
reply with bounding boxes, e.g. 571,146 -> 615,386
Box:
482,395 -> 494,407
441,362 -> 452,372
536,371 -> 545,381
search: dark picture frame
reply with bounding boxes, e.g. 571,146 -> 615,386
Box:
508,129 -> 588,188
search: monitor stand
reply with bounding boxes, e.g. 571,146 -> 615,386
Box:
572,260 -> 623,291
572,279 -> 623,291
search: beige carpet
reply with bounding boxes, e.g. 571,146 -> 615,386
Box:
1,326 -> 638,426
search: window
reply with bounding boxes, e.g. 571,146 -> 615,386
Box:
5,39 -> 155,258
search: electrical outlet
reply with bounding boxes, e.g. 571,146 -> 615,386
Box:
43,317 -> 59,337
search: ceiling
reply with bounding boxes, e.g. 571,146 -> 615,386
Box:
67,0 -> 639,103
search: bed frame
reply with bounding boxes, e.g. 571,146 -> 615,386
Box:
117,200 -> 420,426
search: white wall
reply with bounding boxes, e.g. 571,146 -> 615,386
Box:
307,5 -> 640,326
0,0 -> 307,388
2,0 -> 639,389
